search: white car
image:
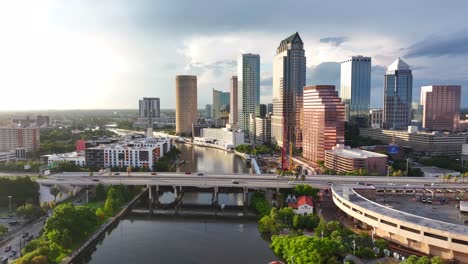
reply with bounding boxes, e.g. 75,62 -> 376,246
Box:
288,181 -> 295,185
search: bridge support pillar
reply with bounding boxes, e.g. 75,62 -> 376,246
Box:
155,185 -> 160,206
148,185 -> 153,202
243,187 -> 248,206
212,186 -> 219,206
173,186 -> 178,198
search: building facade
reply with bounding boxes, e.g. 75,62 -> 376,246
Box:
176,75 -> 198,135
259,104 -> 267,118
340,56 -> 371,124
229,76 -> 238,125
370,109 -> 383,129
44,152 -> 86,167
420,85 -> 461,132
200,127 -> 244,148
267,103 -> 273,115
255,115 -> 271,145
325,144 -> 388,175
0,126 -> 40,152
205,104 -> 212,118
271,32 -> 306,150
302,85 -> 345,162
383,58 -> 413,129
238,54 -> 260,133
212,89 -> 230,119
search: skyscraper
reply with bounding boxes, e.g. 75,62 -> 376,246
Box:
302,85 -> 345,163
271,32 -> 306,150
420,85 -> 461,132
205,104 -> 212,118
176,75 -> 197,135
267,103 -> 273,115
139,97 -> 160,119
212,89 -> 230,119
238,54 -> 260,133
259,104 -> 267,118
340,56 -> 371,125
383,58 -> 413,130
229,76 -> 238,125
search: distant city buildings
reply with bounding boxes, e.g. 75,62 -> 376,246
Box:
176,75 -> 198,135
302,85 -> 345,162
205,104 -> 212,118
238,54 -> 260,133
325,144 -> 388,175
271,32 -> 306,150
369,109 -> 383,129
229,76 -> 238,125
11,115 -> 49,127
212,89 -> 230,119
383,58 -> 413,129
420,85 -> 461,132
340,56 -> 371,125
0,126 -> 40,152
136,97 -> 160,128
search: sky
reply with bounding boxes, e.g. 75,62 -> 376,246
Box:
0,0 -> 467,110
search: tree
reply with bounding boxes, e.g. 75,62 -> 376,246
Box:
50,186 -> 60,202
430,256 -> 443,264
16,203 -> 46,219
0,224 -> 7,236
293,184 -> 319,199
278,207 -> 294,227
95,183 -> 106,201
31,255 -> 48,264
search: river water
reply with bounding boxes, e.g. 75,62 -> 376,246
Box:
80,143 -> 277,264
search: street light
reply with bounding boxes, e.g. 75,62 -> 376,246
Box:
7,196 -> 12,214
352,239 -> 356,255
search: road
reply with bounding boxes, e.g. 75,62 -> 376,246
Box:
39,172 -> 468,190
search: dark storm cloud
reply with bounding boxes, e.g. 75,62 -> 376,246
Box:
405,30 -> 468,58
319,36 -> 348,46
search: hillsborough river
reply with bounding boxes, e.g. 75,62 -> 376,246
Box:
80,143 -> 277,264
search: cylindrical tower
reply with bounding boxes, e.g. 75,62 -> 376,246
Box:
175,75 -> 197,135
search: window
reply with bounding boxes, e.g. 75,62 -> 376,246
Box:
424,232 -> 447,241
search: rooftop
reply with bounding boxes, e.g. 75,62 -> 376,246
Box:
327,146 -> 387,159
387,57 -> 410,71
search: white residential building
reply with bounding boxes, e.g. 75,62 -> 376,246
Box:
43,152 -> 86,167
201,127 -> 244,148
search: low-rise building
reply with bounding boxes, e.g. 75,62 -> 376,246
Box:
200,127 -> 244,148
0,149 -> 25,162
369,109 -> 383,129
43,152 -> 86,167
360,128 -> 466,156
288,196 -> 314,215
325,144 -> 388,175
85,137 -> 172,170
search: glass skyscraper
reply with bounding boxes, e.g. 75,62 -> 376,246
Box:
212,89 -> 230,119
237,54 -> 260,133
383,58 -> 413,130
340,56 -> 371,125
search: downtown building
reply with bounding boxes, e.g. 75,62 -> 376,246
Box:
212,89 -> 230,120
325,144 -> 388,175
420,85 -> 461,132
271,32 -> 306,150
237,54 -> 260,134
85,137 -> 172,170
199,127 -> 244,148
229,76 -> 238,125
176,75 -> 198,135
0,126 -> 40,152
135,97 -> 161,128
383,58 -> 413,129
340,56 -> 371,125
369,109 -> 383,128
302,85 -> 345,163
255,115 -> 272,145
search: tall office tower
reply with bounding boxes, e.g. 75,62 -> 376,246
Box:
229,76 -> 238,125
267,103 -> 273,114
383,58 -> 413,130
271,32 -> 306,150
238,54 -> 260,132
139,97 -> 161,119
302,85 -> 345,163
212,89 -> 230,119
340,56 -> 371,125
205,104 -> 212,118
420,85 -> 461,132
176,75 -> 197,135
259,104 -> 267,118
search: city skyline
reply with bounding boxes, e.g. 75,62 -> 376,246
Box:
1,1 -> 468,110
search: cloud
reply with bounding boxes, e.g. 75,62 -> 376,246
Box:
405,30 -> 468,58
319,36 -> 348,46
307,62 -> 340,87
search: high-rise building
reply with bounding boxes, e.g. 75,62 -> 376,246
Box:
255,115 -> 271,145
271,32 -> 306,150
229,76 -> 238,125
0,126 -> 40,152
302,85 -> 345,163
383,58 -> 413,130
238,54 -> 260,132
259,104 -> 267,118
139,97 -> 160,119
267,103 -> 273,115
340,56 -> 371,125
176,75 -> 197,135
420,85 -> 461,132
205,104 -> 212,118
212,89 -> 230,119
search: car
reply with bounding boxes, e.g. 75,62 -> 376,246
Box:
4,245 -> 11,253
405,184 -> 411,187
92,179 -> 100,182
22,232 -> 29,238
421,198 -> 427,203
57,177 -> 64,181
427,198 -> 433,204
327,181 -> 333,185
185,172 -> 191,175
288,181 -> 295,185
431,183 -> 439,186
232,180 -> 239,184
357,182 -> 365,185
424,184 -> 430,186
26,234 -> 33,242
8,220 -> 18,226
9,250 -> 16,258
151,172 -> 157,175
197,173 -> 204,176
113,173 -> 120,176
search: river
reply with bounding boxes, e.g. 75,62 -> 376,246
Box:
79,143 -> 277,264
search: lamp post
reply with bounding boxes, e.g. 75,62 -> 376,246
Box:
7,196 -> 12,214
406,158 -> 410,177
352,239 -> 356,255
